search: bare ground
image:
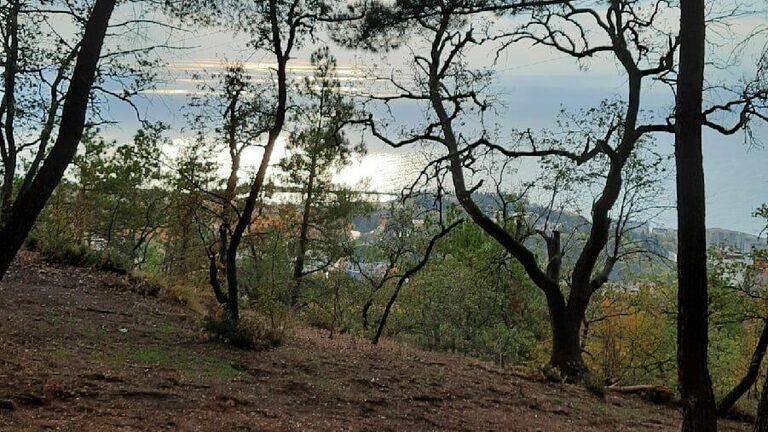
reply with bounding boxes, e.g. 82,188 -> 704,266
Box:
0,252 -> 750,431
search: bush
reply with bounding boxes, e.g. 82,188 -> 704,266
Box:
24,236 -> 40,251
203,308 -> 287,350
127,270 -> 165,297
584,374 -> 607,399
41,243 -> 102,268
299,272 -> 363,337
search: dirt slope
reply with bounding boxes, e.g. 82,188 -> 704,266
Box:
0,252 -> 750,431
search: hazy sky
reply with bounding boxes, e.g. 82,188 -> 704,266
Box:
100,3 -> 768,235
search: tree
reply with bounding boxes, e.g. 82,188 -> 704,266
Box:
394,212 -> 549,365
350,196 -> 462,344
168,0 -> 350,323
674,0 -> 768,428
179,63 -> 270,314
675,0 -> 715,425
344,0 -> 768,382
343,0 -> 679,380
372,215 -> 462,344
279,46 -> 365,306
750,205 -> 768,431
711,243 -> 768,417
164,133 -> 221,281
0,0 -> 117,279
72,124 -> 170,269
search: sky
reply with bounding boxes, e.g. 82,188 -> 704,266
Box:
99,2 -> 768,236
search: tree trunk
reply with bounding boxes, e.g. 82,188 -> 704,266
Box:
755,377 -> 768,432
549,304 -> 587,380
0,0 -> 20,223
291,163 -> 315,306
676,0 -> 717,430
361,298 -> 373,329
0,0 -> 116,280
224,49 -> 288,323
224,248 -> 240,322
372,277 -> 405,345
209,254 -> 227,305
718,321 -> 768,416
213,113 -> 239,314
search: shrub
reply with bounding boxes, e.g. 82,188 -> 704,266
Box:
127,270 -> 165,296
584,373 -> 607,399
203,308 -> 287,350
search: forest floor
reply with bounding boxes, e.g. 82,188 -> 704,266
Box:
0,251 -> 751,431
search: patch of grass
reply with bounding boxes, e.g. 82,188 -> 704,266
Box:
164,283 -> 210,315
46,310 -> 63,326
52,348 -> 73,360
592,402 -> 609,417
39,243 -> 129,275
110,344 -> 242,384
129,346 -> 173,364
127,270 -> 165,297
154,322 -> 180,342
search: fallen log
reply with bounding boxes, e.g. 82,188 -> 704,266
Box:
609,384 -> 676,405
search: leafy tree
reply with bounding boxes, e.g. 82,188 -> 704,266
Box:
749,205 -> 768,430
168,0 -> 350,323
76,124 -> 169,269
0,0 -> 167,279
278,46 -> 366,306
163,131 -> 221,281
179,63 -> 271,312
341,0 -> 680,381
398,219 -> 547,365
0,0 -> 118,279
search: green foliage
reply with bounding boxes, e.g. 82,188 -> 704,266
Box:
278,47 -> 369,304
583,280 -> 678,387
240,228 -> 295,303
301,270 -> 366,336
389,221 -> 547,365
31,125 -> 170,272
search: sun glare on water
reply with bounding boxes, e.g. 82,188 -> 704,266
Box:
333,153 -> 406,194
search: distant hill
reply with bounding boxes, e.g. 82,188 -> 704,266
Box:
350,193 -> 766,273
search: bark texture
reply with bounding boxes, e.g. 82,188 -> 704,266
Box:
676,0 -> 717,429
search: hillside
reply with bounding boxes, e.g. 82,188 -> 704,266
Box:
352,197 -> 766,280
0,253 -> 751,431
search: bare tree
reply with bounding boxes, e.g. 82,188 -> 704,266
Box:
342,0 -> 681,380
